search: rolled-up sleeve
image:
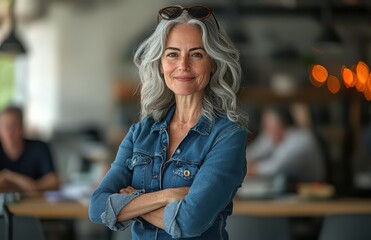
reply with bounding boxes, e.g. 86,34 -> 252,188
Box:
89,125 -> 141,231
100,191 -> 144,230
163,127 -> 247,238
164,200 -> 182,236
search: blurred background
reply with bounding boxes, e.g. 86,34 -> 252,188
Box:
1,0 -> 371,240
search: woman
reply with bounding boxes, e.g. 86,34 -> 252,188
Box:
89,5 -> 248,239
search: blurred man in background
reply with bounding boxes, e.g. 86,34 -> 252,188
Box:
0,106 -> 59,194
246,105 -> 325,185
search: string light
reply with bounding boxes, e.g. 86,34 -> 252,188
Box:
309,61 -> 371,101
355,61 -> 368,92
342,66 -> 356,88
327,75 -> 341,94
364,73 -> 371,100
310,64 -> 328,87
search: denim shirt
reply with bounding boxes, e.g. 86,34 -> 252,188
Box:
89,106 -> 247,239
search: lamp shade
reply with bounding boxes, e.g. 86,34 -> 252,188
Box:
317,24 -> 342,44
0,30 -> 27,54
0,0 -> 27,55
317,1 -> 342,44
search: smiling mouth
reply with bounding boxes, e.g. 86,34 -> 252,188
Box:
173,76 -> 195,82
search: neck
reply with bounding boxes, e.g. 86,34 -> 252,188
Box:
2,139 -> 24,161
173,94 -> 203,125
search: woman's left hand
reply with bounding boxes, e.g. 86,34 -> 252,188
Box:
119,186 -> 136,194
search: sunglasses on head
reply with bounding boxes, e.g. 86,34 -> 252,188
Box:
158,5 -> 220,29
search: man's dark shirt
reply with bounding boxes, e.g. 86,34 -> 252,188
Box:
0,139 -> 55,180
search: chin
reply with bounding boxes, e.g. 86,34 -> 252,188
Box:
171,87 -> 199,96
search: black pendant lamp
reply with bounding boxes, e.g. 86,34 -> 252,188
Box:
0,0 -> 27,55
317,1 -> 342,44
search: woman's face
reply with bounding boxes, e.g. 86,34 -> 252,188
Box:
161,24 -> 213,97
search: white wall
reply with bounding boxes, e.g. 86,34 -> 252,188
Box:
21,0 -> 168,138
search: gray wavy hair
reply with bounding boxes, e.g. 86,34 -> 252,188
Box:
134,11 -> 248,128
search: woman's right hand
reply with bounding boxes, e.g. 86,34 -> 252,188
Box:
119,186 -> 136,194
164,187 -> 190,203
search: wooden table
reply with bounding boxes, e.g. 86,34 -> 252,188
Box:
233,197 -> 371,217
8,196 -> 88,219
7,195 -> 371,219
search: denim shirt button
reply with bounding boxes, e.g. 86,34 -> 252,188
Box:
176,149 -> 181,154
183,170 -> 191,177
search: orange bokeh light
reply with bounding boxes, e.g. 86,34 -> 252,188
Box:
327,75 -> 341,94
309,61 -> 370,101
364,84 -> 371,101
365,73 -> 371,100
342,66 -> 356,88
310,64 -> 328,86
355,61 -> 368,92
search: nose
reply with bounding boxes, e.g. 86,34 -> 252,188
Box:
178,55 -> 190,71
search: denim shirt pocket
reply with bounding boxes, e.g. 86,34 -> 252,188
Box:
127,153 -> 152,190
172,161 -> 200,187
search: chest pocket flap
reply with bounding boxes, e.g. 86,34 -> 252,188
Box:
173,162 -> 199,180
127,154 -> 151,170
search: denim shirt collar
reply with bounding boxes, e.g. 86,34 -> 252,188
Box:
151,105 -> 213,136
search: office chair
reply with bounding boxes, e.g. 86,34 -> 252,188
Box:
318,214 -> 371,240
0,215 -> 45,240
226,215 -> 290,240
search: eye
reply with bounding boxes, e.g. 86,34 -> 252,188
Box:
191,52 -> 203,58
166,52 -> 178,58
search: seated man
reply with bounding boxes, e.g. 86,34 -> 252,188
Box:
0,106 -> 59,194
247,105 -> 325,184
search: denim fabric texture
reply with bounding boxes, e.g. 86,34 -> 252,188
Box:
89,105 -> 247,239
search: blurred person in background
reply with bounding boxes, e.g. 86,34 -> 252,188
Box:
353,123 -> 371,192
246,104 -> 325,184
90,5 -> 248,239
0,106 -> 59,195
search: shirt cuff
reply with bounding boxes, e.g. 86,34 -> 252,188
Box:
101,190 -> 144,231
163,200 -> 182,238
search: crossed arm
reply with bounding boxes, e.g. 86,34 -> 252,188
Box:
90,124 -> 247,237
117,186 -> 189,229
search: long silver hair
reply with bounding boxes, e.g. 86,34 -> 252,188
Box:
134,11 -> 248,128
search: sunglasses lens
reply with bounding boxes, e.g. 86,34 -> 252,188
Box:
188,6 -> 210,19
160,7 -> 182,19
158,5 -> 219,29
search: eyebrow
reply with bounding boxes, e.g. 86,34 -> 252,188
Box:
164,47 -> 206,52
